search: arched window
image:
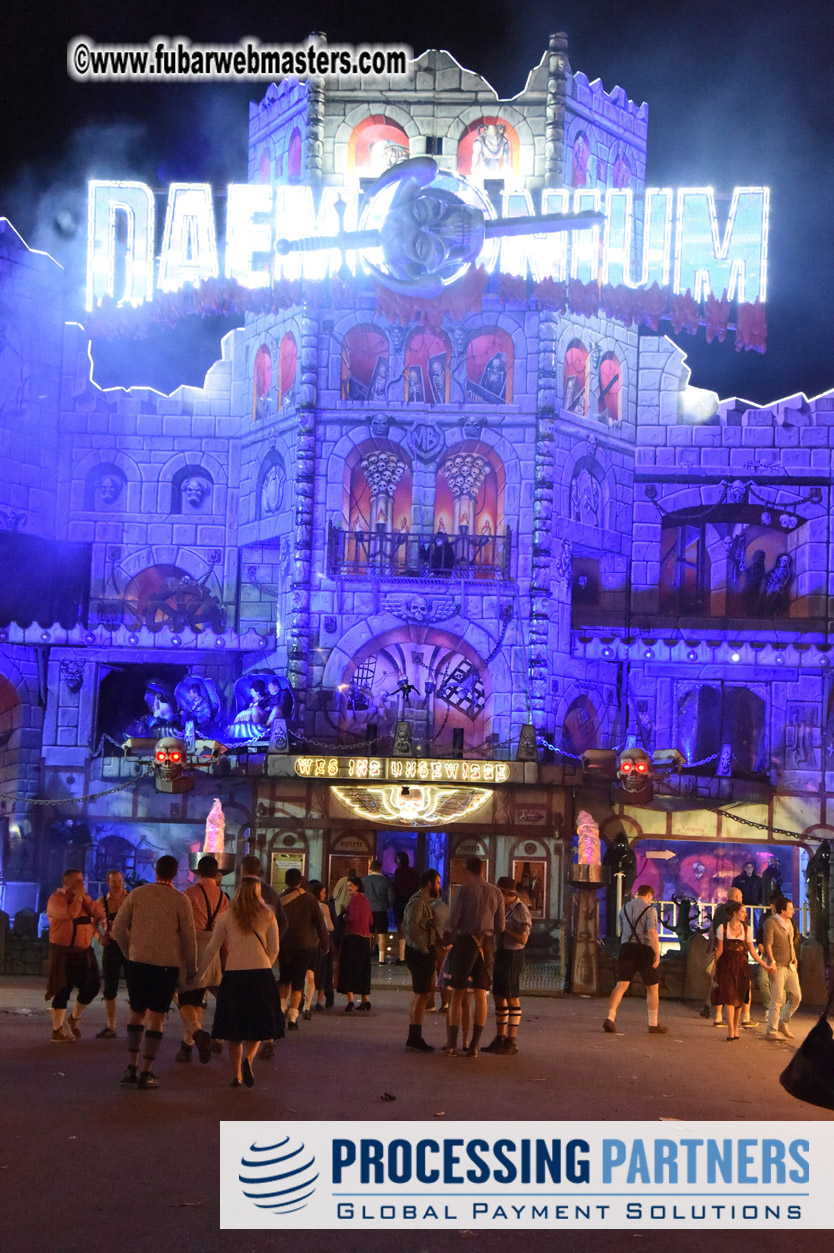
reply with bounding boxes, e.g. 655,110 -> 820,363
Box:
598,351 -> 622,422
340,325 -> 390,401
122,566 -> 225,634
456,117 -> 520,178
252,344 -> 272,420
465,329 -> 513,403
660,522 -> 711,615
434,444 -> 504,539
563,340 -> 589,416
287,128 -> 302,182
346,443 -> 412,534
256,148 -> 271,184
347,116 -> 409,175
569,458 -> 605,528
278,333 -> 297,408
404,328 -> 451,404
677,685 -> 767,777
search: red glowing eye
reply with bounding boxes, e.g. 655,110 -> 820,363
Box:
155,750 -> 167,762
620,761 -> 633,772
636,762 -> 648,773
169,752 -> 182,764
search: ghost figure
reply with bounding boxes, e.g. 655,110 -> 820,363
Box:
471,123 -> 510,175
367,158 -> 486,298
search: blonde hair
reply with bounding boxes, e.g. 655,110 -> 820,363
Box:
230,877 -> 268,935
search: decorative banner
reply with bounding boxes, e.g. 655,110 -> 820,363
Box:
220,1121 -> 829,1230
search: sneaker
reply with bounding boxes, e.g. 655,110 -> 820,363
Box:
405,1037 -> 435,1053
302,1010 -> 312,1021
259,1041 -> 275,1060
174,1042 -> 193,1063
137,1071 -> 159,1090
120,1065 -> 138,1085
96,1027 -> 117,1039
602,1019 -> 617,1034
502,1040 -> 519,1056
51,1029 -> 74,1043
648,1025 -> 669,1034
193,1029 -> 213,1065
66,1016 -> 81,1039
778,1021 -> 796,1040
482,1036 -> 506,1054
765,1030 -> 780,1041
287,1019 -> 299,1031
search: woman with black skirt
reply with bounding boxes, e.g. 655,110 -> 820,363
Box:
194,877 -> 283,1086
337,877 -> 373,1012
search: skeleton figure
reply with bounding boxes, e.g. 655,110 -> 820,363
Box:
471,123 -> 511,175
368,158 -> 485,298
764,553 -> 792,616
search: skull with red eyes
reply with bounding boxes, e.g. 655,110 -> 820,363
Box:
617,747 -> 651,792
154,736 -> 187,783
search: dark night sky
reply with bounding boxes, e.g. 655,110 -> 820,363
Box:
3,0 -> 833,405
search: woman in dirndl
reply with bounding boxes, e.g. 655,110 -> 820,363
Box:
194,877 -> 283,1087
337,877 -> 373,1012
712,899 -> 774,1041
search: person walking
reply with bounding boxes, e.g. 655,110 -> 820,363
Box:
402,869 -> 442,1052
701,887 -> 743,1027
483,877 -> 531,1055
278,868 -> 329,1031
306,880 -> 335,1012
603,884 -> 668,1035
442,856 -> 505,1057
712,900 -> 774,1040
193,876 -> 282,1088
239,854 -> 287,1061
362,859 -> 395,964
338,877 -> 373,1011
393,852 -> 419,965
175,854 -> 229,1064
763,896 -> 802,1040
111,855 -> 197,1090
95,869 -> 129,1038
45,868 -> 103,1042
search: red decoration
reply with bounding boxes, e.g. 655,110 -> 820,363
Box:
735,298 -> 767,354
669,289 -> 701,336
498,273 -> 528,304
567,279 -> 600,319
533,278 -> 567,311
374,265 -> 488,330
704,291 -> 731,344
632,283 -> 668,332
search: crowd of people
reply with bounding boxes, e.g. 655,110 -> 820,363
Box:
43,852 -> 533,1089
603,882 -> 803,1042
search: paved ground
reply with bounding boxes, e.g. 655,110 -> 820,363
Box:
1,974 -> 832,1252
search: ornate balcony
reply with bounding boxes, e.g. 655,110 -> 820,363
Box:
326,523 -> 513,581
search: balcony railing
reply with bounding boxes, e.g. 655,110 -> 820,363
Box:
327,524 -> 512,580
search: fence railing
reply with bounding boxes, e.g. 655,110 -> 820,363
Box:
327,524 -> 513,580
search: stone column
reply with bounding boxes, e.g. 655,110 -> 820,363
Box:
530,311 -> 559,727
544,32 -> 570,190
288,308 -> 319,726
439,453 -> 489,532
361,451 -> 406,530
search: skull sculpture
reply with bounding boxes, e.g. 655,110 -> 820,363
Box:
617,747 -> 652,793
366,158 -> 486,298
154,736 -> 189,791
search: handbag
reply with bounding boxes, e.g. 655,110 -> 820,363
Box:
779,978 -> 834,1110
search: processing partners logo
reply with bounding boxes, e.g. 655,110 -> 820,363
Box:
238,1135 -> 318,1216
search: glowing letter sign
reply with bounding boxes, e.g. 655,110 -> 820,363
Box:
86,179 -> 770,309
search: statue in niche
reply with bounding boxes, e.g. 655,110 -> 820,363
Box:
97,474 -> 123,506
467,352 -> 507,404
181,475 -> 211,509
260,463 -> 285,517
570,467 -> 602,527
175,675 -> 225,740
368,357 -> 390,402
788,704 -> 817,769
126,680 -> 180,740
471,123 -> 511,176
406,365 -> 424,403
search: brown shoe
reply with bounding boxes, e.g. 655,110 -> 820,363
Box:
602,1019 -> 617,1033
648,1024 -> 669,1034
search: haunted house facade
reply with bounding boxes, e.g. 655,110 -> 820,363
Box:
0,37 -> 831,961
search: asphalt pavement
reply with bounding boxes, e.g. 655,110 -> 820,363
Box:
1,974 -> 831,1253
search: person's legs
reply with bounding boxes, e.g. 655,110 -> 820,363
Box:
303,969 -> 315,1017
125,1007 -> 146,1078
646,982 -> 660,1027
461,990 -> 472,1049
139,1009 -> 166,1077
782,968 -> 801,1022
377,929 -> 388,964
506,996 -> 522,1043
228,1040 -> 243,1083
277,982 -> 289,1014
713,1002 -> 724,1026
727,1004 -> 742,1039
445,986 -> 465,1052
469,988 -> 488,1052
766,966 -> 787,1034
179,1002 -> 201,1046
397,924 -> 407,963
605,979 -> 631,1023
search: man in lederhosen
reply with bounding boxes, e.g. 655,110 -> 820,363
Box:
602,884 -> 669,1035
174,854 -> 229,1063
95,869 -> 130,1038
45,868 -> 103,1042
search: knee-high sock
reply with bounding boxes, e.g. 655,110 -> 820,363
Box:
507,1007 -> 522,1039
142,1028 -> 163,1068
494,1005 -> 509,1037
126,1023 -> 144,1059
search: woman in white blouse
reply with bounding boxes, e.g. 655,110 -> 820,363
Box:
194,877 -> 282,1087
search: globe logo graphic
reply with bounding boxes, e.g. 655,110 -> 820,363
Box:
239,1137 -> 319,1215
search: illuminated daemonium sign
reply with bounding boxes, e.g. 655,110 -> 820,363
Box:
86,173 -> 770,309
292,755 -> 521,783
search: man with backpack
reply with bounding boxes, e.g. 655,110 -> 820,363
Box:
602,883 -> 668,1035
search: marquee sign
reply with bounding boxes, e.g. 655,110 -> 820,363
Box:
292,755 -> 522,783
87,166 -> 769,308
331,783 -> 492,826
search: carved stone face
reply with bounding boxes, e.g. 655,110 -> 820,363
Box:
99,474 -> 122,504
154,736 -> 187,782
378,169 -> 485,297
182,476 -> 210,507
